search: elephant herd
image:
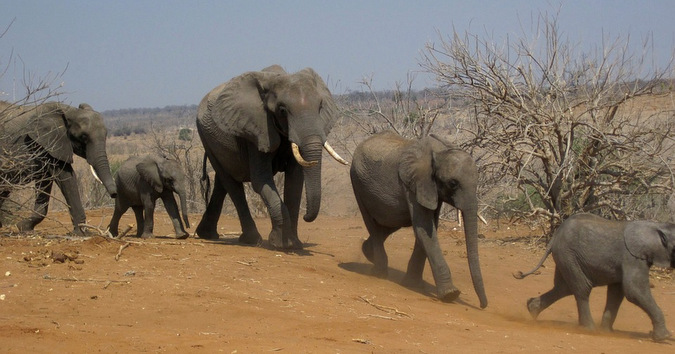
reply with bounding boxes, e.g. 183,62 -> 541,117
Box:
0,65 -> 673,342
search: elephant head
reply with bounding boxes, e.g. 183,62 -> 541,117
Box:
624,221 -> 675,269
27,102 -> 117,198
399,134 -> 488,309
204,65 -> 346,222
136,155 -> 190,229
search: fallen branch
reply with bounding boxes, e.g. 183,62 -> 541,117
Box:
358,296 -> 412,318
78,223 -> 114,239
118,224 -> 133,238
43,274 -> 129,285
115,242 -> 131,261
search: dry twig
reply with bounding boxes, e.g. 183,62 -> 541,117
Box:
115,242 -> 131,261
358,295 -> 412,318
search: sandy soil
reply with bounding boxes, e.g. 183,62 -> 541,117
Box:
0,209 -> 673,353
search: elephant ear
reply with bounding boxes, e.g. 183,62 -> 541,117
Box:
299,67 -> 338,137
136,156 -> 163,193
208,70 -> 283,153
399,137 -> 438,210
27,103 -> 73,163
624,221 -> 673,268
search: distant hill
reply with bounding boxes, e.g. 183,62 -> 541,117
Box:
103,105 -> 198,136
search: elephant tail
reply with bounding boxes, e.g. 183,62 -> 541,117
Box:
199,153 -> 211,203
513,242 -> 553,279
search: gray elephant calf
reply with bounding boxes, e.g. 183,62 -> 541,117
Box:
108,155 -> 190,239
350,131 -> 487,308
515,213 -> 674,341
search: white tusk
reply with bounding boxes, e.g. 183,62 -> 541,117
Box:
291,143 -> 318,167
323,141 -> 348,165
90,165 -> 103,184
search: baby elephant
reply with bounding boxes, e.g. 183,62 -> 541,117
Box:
108,155 -> 190,239
515,213 -> 674,341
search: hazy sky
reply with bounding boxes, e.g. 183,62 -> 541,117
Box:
1,1 -> 673,111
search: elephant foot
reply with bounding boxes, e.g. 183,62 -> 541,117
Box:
196,223 -> 219,240
268,229 -> 303,250
239,231 -> 263,246
175,232 -> 189,240
140,232 -> 154,239
651,328 -> 672,342
438,285 -> 461,303
526,297 -> 543,319
16,219 -> 36,232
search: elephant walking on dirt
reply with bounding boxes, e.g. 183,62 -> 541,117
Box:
195,65 -> 347,249
350,131 -> 488,308
0,101 -> 117,234
108,155 -> 190,239
515,213 -> 674,341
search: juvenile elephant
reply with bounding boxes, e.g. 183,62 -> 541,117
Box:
515,213 -> 674,341
195,65 -> 347,249
108,155 -> 190,239
0,101 -> 117,234
350,131 -> 488,308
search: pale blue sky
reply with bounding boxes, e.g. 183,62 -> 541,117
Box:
1,1 -> 673,110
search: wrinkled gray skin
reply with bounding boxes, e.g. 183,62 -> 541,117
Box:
196,65 -> 342,249
350,131 -> 488,308
515,213 -> 675,341
0,101 -> 117,234
108,155 -> 190,239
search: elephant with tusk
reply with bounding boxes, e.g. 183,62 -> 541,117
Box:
0,101 -> 117,235
195,65 -> 346,249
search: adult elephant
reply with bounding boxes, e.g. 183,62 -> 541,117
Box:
108,154 -> 190,239
350,131 -> 488,308
196,65 -> 347,249
0,101 -> 117,234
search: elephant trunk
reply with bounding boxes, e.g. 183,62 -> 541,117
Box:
299,136 -> 323,222
462,203 -> 488,309
86,144 -> 117,198
178,189 -> 190,229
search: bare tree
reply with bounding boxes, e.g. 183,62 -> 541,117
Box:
147,123 -> 205,213
1,20 -> 71,229
421,10 -> 675,230
338,74 -> 445,141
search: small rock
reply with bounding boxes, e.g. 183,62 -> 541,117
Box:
4,271 -> 10,277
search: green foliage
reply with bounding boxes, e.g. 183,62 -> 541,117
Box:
178,128 -> 192,141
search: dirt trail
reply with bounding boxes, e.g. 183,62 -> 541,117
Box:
1,210 -> 673,353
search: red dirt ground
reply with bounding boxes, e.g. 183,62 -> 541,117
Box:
1,209 -> 673,353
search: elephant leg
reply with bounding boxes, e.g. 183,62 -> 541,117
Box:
17,178 -> 53,232
410,203 -> 459,302
140,196 -> 155,239
283,162 -> 303,248
574,291 -> 595,330
623,267 -> 672,341
527,268 -> 572,319
108,198 -> 129,237
196,173 -> 226,240
222,176 -> 262,245
401,237 -> 427,289
600,283 -> 624,331
354,195 -> 395,278
54,165 -> 87,235
131,206 -> 145,238
162,194 -> 188,239
249,153 -> 296,249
